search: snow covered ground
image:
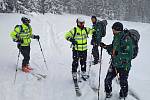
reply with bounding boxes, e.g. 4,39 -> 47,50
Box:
0,13 -> 150,100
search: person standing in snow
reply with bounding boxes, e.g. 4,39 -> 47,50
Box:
65,17 -> 95,81
91,16 -> 107,65
100,22 -> 133,99
10,17 -> 40,73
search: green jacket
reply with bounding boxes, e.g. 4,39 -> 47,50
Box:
10,24 -> 33,46
65,26 -> 94,51
107,31 -> 133,70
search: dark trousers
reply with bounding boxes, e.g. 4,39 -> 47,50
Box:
104,65 -> 129,97
72,50 -> 87,73
92,44 -> 99,62
18,45 -> 30,66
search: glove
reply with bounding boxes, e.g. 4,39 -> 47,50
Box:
17,43 -> 21,49
34,35 -> 40,40
69,38 -> 77,46
100,42 -> 107,49
15,38 -> 23,43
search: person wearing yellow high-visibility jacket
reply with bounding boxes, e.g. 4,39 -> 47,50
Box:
10,17 -> 40,73
65,17 -> 95,82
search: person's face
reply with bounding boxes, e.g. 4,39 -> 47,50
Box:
78,21 -> 85,28
91,18 -> 96,24
112,29 -> 120,35
112,29 -> 117,35
23,19 -> 30,25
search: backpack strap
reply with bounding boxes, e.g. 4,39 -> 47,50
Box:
27,25 -> 31,33
120,29 -> 132,53
14,25 -> 24,34
73,27 -> 76,39
84,27 -> 88,38
14,25 -> 24,39
121,29 -> 130,41
19,25 -> 23,32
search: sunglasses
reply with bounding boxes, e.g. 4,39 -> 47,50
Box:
78,22 -> 85,25
24,19 -> 30,24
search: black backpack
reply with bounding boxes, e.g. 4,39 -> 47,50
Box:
121,29 -> 140,59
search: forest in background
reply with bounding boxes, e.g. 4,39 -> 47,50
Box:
0,0 -> 150,23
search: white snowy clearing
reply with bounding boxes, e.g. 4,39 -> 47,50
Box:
0,13 -> 150,100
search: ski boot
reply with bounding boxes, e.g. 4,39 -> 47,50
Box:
22,65 -> 31,73
26,65 -> 33,70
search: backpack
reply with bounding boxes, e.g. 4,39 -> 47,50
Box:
14,25 -> 24,33
121,29 -> 140,59
73,27 -> 88,39
96,20 -> 107,37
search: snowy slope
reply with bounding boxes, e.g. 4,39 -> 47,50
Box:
0,13 -> 150,100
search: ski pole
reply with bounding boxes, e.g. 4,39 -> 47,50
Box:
76,51 -> 81,82
114,68 -> 126,100
87,53 -> 92,77
70,44 -> 73,48
37,40 -> 48,70
14,50 -> 21,84
98,47 -> 103,100
77,66 -> 81,82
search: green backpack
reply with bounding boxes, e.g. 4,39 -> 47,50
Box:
96,20 -> 107,37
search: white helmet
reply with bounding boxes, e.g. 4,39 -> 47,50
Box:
76,17 -> 85,23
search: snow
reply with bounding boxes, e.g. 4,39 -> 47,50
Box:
0,13 -> 150,100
